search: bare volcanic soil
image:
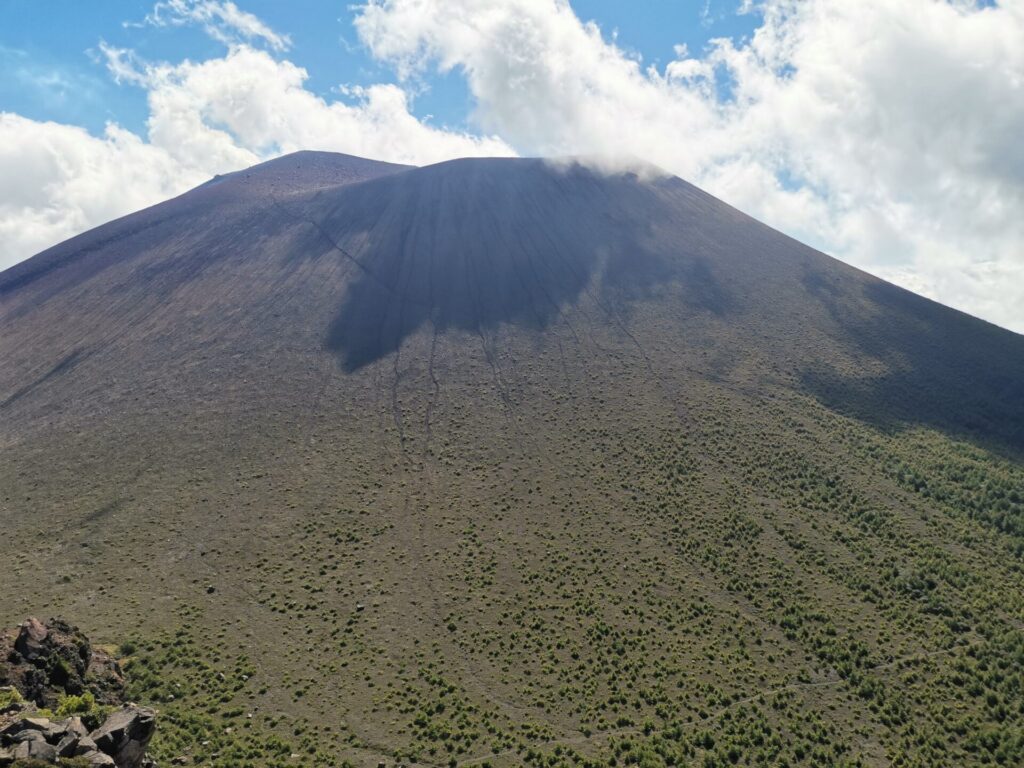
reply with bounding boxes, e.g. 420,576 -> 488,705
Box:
1,151 -> 1024,767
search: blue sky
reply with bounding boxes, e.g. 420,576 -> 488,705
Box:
1,0 -> 1022,332
1,0 -> 756,140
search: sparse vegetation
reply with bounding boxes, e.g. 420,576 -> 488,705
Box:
2,154 -> 1023,766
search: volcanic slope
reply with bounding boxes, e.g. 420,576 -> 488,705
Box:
2,152 -> 1024,768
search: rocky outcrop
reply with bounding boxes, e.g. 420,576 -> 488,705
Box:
0,704 -> 156,766
0,618 -> 156,767
1,618 -> 125,709
91,706 -> 157,767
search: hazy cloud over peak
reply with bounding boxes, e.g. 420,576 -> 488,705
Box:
352,0 -> 1024,332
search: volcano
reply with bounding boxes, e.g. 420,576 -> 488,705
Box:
2,152 -> 1023,767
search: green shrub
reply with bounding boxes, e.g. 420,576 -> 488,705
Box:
0,687 -> 23,709
56,691 -> 96,716
55,691 -> 110,730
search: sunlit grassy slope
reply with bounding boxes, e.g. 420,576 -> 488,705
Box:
1,152 -> 1023,767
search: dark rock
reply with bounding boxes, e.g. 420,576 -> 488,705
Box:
0,715 -> 59,742
1,715 -> 46,733
0,620 -> 157,767
0,617 -> 125,708
63,714 -> 89,737
7,728 -> 46,745
82,749 -> 117,766
29,739 -> 58,762
91,705 -> 156,768
12,736 -> 57,761
88,650 -> 128,703
57,731 -> 82,757
9,742 -> 29,761
13,619 -> 47,662
74,735 -> 100,755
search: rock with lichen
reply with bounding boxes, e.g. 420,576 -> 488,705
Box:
0,619 -> 155,768
0,618 -> 125,710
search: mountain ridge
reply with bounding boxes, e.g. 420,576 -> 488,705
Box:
2,151 -> 1024,767
4,151 -> 1022,453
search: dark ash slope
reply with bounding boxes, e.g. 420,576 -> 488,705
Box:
2,152 -> 1024,768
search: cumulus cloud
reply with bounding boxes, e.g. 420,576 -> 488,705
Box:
102,45 -> 512,166
2,0 -> 1022,332
0,114 -> 197,265
0,25 -> 512,271
354,0 -> 1024,332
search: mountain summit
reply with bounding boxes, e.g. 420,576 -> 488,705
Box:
2,152 -> 1023,767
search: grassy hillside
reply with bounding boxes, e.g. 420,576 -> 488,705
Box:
1,153 -> 1022,767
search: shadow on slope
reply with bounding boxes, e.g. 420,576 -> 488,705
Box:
801,279 -> 1024,455
1,347 -> 91,409
311,158 -> 731,371
0,151 -> 407,312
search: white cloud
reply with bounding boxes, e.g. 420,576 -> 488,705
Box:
3,0 -> 1023,332
354,0 -> 1024,332
0,114 -> 201,264
0,37 -> 512,272
132,0 -> 293,52
110,45 -> 512,166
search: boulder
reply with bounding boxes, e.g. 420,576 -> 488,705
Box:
6,729 -> 46,746
1,715 -> 53,735
83,749 -> 117,766
74,735 -> 100,755
11,736 -> 57,762
13,619 -> 48,661
63,714 -> 90,737
90,705 -> 157,768
0,617 -> 126,708
57,731 -> 82,757
88,650 -> 128,702
0,619 -> 156,767
0,706 -> 156,765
